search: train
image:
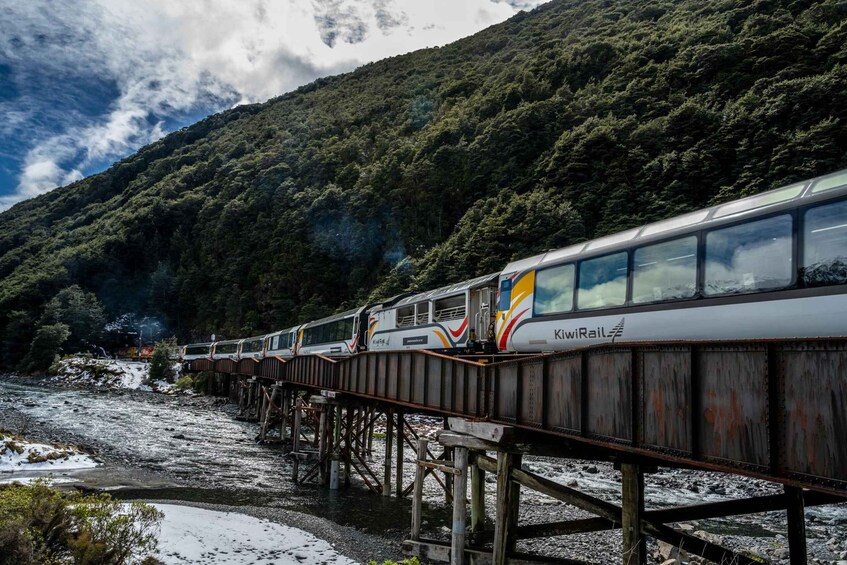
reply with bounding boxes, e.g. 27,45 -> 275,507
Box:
181,167 -> 847,362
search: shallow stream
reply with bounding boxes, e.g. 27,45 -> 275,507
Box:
0,380 -> 432,548
2,378 -> 846,564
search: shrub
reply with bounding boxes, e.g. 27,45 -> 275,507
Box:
192,372 -> 210,393
18,323 -> 71,374
172,375 -> 194,392
148,338 -> 177,383
0,480 -> 163,564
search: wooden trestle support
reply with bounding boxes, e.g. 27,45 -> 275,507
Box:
403,418 -> 846,565
221,375 -> 845,565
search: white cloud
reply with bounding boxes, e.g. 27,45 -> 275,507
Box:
0,0 -> 548,210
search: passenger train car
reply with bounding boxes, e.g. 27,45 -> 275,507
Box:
181,343 -> 212,361
211,339 -> 240,360
181,168 -> 847,362
368,273 -> 498,353
297,306 -> 373,357
264,325 -> 302,359
238,336 -> 265,360
496,168 -> 847,352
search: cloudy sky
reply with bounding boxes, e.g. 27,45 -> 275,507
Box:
0,0 -> 547,210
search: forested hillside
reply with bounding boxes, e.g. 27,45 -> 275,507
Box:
1,0 -> 846,365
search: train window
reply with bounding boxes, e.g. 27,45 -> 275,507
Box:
640,210 -> 709,238
811,170 -> 847,194
804,200 -> 847,286
217,342 -> 238,354
434,295 -> 466,321
534,263 -> 575,314
633,237 -> 697,303
415,303 -> 429,325
577,252 -> 628,310
705,214 -> 793,295
397,306 -> 415,327
498,279 -> 512,311
713,183 -> 805,219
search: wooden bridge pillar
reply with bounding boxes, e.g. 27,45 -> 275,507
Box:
330,403 -> 343,490
621,463 -> 646,565
317,401 -> 329,485
280,388 -> 291,440
383,409 -> 393,496
451,446 -> 469,565
246,379 -> 255,419
492,450 -> 514,565
396,410 -> 405,497
443,417 -> 453,504
785,485 -> 807,565
411,438 -> 427,540
469,457 -> 485,533
291,397 -> 303,481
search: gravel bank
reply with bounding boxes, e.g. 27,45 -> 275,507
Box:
2,376 -> 846,564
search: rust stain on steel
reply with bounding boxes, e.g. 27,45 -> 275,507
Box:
546,354 -> 582,433
214,359 -> 236,374
781,344 -> 847,482
258,357 -> 284,379
193,340 -> 847,494
235,359 -> 257,376
495,363 -> 518,422
641,349 -> 691,453
586,350 -> 632,441
519,359 -> 545,428
191,359 -> 213,372
698,347 -> 769,468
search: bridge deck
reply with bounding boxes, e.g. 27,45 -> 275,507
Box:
190,338 -> 847,495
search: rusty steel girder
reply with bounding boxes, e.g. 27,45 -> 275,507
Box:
190,338 -> 847,494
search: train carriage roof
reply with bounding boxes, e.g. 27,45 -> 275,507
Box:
265,325 -> 301,338
502,168 -> 847,274
386,272 -> 500,310
241,335 -> 265,343
301,306 -> 369,329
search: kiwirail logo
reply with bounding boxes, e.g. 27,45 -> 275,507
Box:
553,318 -> 625,342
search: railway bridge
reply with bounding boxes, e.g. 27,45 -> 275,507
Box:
188,337 -> 847,565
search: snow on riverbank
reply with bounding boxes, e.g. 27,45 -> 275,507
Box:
1,434 -> 98,473
152,504 -> 357,565
51,357 -> 174,392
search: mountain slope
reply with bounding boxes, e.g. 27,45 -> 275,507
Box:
1,0 -> 846,360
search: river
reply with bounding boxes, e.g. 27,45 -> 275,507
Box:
1,377 -> 845,564
0,378 -> 417,563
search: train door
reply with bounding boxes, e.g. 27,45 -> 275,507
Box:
353,312 -> 371,353
470,285 -> 497,350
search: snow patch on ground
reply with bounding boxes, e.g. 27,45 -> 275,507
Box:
0,434 -> 98,473
0,475 -> 79,486
51,358 -> 174,392
151,504 -> 356,565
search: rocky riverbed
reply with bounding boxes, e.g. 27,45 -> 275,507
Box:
0,375 -> 845,564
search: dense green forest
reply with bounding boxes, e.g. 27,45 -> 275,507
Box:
1,0 -> 846,367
